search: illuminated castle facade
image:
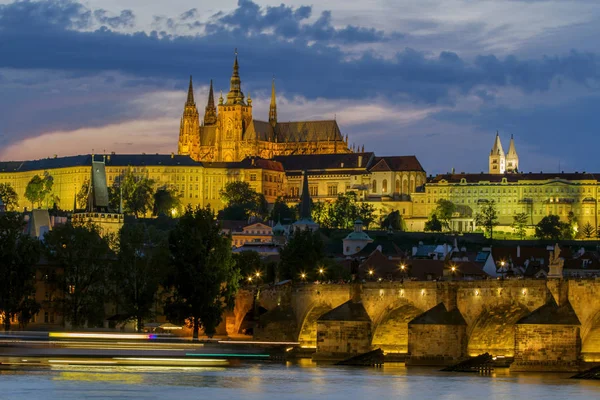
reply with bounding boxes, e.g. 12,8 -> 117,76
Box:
178,54 -> 351,162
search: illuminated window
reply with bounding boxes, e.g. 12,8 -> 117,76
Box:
68,285 -> 75,294
250,174 -> 257,181
372,180 -> 377,193
382,179 -> 388,193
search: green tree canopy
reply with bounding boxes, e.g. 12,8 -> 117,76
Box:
535,215 -> 570,241
44,223 -> 112,329
0,212 -> 42,330
164,206 -> 240,338
279,229 -> 325,281
424,214 -> 442,232
381,210 -> 405,231
76,179 -> 90,210
25,172 -> 54,209
269,197 -> 296,224
475,200 -> 499,240
153,186 -> 182,217
112,223 -> 169,332
312,192 -> 375,229
110,169 -> 155,217
219,181 -> 267,220
433,199 -> 456,231
233,250 -> 263,283
512,212 -> 529,240
0,183 -> 19,211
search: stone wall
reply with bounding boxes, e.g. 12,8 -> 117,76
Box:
512,325 -> 581,371
408,324 -> 467,365
315,320 -> 372,359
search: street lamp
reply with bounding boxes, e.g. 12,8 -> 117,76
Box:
300,272 -> 307,282
368,269 -> 374,280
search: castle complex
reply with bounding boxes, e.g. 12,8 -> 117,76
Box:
1,54 -> 599,233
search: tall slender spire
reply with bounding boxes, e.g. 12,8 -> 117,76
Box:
269,77 -> 277,128
299,171 -> 311,220
226,49 -> 245,105
506,134 -> 519,173
491,131 -> 504,156
204,79 -> 217,126
186,75 -> 195,106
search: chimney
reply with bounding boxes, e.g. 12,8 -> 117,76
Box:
358,155 -> 363,167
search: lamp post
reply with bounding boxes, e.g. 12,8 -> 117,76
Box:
499,260 -> 506,279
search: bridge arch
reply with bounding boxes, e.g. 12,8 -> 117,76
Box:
371,299 -> 425,354
581,310 -> 600,362
467,302 -> 530,357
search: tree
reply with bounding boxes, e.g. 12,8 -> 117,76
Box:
110,169 -> 155,217
581,222 -> 595,239
0,213 -> 41,330
0,183 -> 19,211
76,179 -> 90,210
424,214 -> 442,232
269,197 -> 296,223
44,223 -> 112,329
356,202 -> 376,229
433,199 -> 456,231
153,186 -> 182,217
279,229 -> 325,281
220,181 -> 267,220
381,210 -> 405,231
112,223 -> 169,332
164,206 -> 240,339
233,251 -> 263,282
475,200 -> 499,240
535,215 -> 570,241
25,172 -> 54,209
512,212 -> 528,240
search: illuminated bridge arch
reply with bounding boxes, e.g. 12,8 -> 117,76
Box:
371,300 -> 425,354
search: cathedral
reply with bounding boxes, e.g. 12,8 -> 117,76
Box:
489,132 -> 519,174
178,54 -> 352,162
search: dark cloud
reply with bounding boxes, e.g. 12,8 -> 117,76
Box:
93,9 -> 135,29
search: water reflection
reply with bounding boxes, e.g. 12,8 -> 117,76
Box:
0,362 -> 599,400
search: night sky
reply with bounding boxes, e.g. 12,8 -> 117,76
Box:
1,0 -> 599,174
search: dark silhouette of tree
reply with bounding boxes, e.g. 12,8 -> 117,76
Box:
164,206 -> 240,339
153,186 -> 182,217
512,212 -> 528,239
475,200 -> 499,240
279,229 -> 325,281
219,181 -> 267,220
381,210 -> 405,231
581,222 -> 595,239
233,251 -> 263,283
0,183 -> 19,211
111,223 -> 169,332
44,223 -> 112,329
76,179 -> 90,210
0,212 -> 41,330
424,214 -> 442,232
535,215 -> 570,241
269,197 -> 296,223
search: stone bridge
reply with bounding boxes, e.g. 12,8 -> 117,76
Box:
228,279 -> 600,369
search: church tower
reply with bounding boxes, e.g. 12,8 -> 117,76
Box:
505,134 -> 519,173
178,76 -> 200,159
489,132 -> 506,174
269,78 -> 277,129
216,51 -> 253,162
203,79 -> 217,126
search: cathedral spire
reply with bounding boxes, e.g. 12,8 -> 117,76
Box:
506,134 -> 519,173
299,171 -> 312,220
226,49 -> 245,105
491,131 -> 504,156
186,75 -> 195,106
204,79 -> 217,126
269,77 -> 277,128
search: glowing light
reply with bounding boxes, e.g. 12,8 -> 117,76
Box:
49,359 -> 118,365
451,266 -> 456,272
247,276 -> 253,282
217,340 -> 299,345
300,272 -> 307,280
49,332 -> 156,340
475,290 -> 480,296
522,289 -> 527,295
318,268 -> 324,274
185,353 -> 269,358
400,264 -> 406,270
255,271 -> 261,278
368,270 -> 374,276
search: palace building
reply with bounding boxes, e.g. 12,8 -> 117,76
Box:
178,54 -> 352,162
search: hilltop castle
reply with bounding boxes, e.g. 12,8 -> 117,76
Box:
178,54 -> 352,162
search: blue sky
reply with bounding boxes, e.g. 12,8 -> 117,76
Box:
0,0 -> 599,174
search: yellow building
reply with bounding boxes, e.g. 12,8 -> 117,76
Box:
178,54 -> 352,162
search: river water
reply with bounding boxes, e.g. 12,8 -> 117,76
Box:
1,362 -> 599,400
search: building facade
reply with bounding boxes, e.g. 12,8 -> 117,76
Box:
178,54 -> 352,162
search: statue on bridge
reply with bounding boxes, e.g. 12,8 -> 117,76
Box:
548,243 -> 564,278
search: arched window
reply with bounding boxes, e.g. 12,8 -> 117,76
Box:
395,179 -> 400,193
403,180 -> 408,194
372,180 -> 377,193
382,179 -> 388,193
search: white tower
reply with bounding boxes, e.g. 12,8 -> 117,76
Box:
505,134 -> 519,173
489,132 -> 505,174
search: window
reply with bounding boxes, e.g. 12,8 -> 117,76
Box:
382,179 -> 388,193
250,174 -> 257,181
309,185 -> 318,197
372,180 -> 377,193
328,184 -> 338,196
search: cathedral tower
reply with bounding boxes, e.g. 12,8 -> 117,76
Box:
505,134 -> 519,173
269,78 -> 277,129
203,79 -> 217,126
489,132 -> 505,174
216,51 -> 253,162
178,76 -> 200,159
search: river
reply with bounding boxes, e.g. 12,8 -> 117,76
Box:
1,362 -> 599,400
